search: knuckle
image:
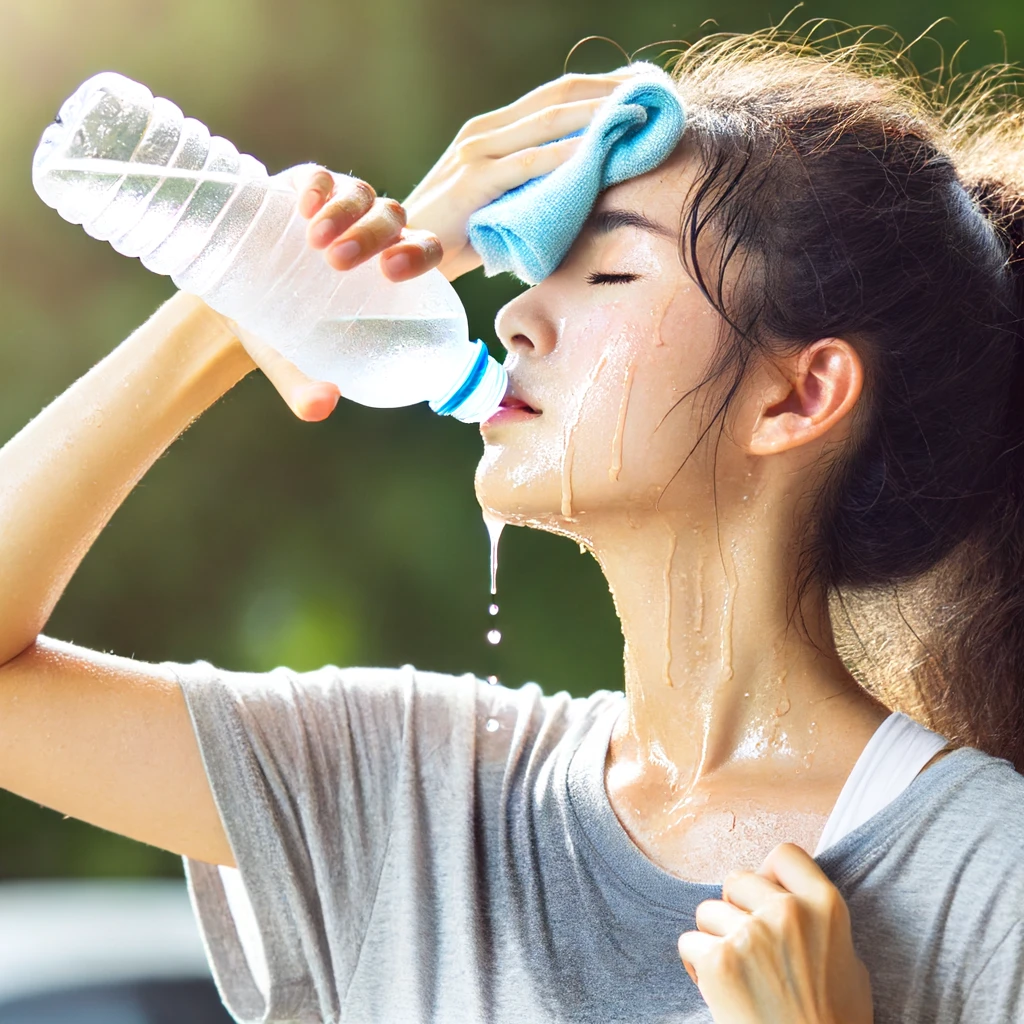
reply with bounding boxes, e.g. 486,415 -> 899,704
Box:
710,941 -> 740,978
738,917 -> 771,954
307,168 -> 334,194
720,869 -> 744,893
459,114 -> 486,138
770,892 -> 803,927
517,148 -> 538,170
379,197 -> 407,226
345,178 -> 376,209
454,137 -> 483,164
540,104 -> 561,128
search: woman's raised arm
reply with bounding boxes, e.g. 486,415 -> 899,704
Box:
0,172 -> 439,866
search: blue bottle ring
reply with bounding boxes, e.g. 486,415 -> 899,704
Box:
430,339 -> 490,417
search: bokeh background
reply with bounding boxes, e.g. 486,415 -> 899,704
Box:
0,0 -> 1019,878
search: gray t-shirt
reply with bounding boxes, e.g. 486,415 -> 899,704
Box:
168,660 -> 1024,1023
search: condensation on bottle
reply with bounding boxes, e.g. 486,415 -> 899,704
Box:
32,72 -> 507,422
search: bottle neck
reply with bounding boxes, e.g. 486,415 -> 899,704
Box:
428,339 -> 507,423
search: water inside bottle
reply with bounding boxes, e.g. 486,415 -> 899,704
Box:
299,315 -> 467,407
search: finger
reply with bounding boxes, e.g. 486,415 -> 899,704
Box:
323,196 -> 407,271
484,134 -> 585,197
457,96 -> 606,161
721,868 -> 787,913
307,177 -> 378,250
694,898 -> 750,938
232,324 -> 341,422
677,929 -> 720,980
380,227 -> 444,282
463,72 -> 631,136
758,842 -> 834,903
290,166 -> 337,220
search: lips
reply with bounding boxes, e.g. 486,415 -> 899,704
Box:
481,383 -> 542,428
500,388 -> 541,414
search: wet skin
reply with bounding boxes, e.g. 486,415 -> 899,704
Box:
475,140 -> 895,884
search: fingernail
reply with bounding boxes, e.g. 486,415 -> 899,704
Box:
331,238 -> 361,265
384,253 -> 411,275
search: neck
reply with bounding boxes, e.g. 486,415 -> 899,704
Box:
584,506 -> 877,789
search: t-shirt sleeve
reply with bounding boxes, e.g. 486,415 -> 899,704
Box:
962,919 -> 1024,1021
164,658 -> 478,1024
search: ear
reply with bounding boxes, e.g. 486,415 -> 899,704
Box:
747,338 -> 863,456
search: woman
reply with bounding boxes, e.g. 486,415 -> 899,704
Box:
2,28 -> 1023,1023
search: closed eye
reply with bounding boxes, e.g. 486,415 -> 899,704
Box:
586,272 -> 639,285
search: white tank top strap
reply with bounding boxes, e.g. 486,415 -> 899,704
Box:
813,712 -> 951,857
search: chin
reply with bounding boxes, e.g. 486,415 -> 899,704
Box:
473,442 -> 567,526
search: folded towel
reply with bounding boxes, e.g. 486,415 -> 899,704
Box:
465,61 -> 686,284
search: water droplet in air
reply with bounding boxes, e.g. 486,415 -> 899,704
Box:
487,629 -> 502,645
486,675 -> 499,686
486,718 -> 500,732
489,603 -> 499,616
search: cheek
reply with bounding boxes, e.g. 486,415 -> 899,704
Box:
570,292 -> 720,510
475,286 -> 720,523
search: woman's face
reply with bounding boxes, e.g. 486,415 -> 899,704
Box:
476,147 -> 744,537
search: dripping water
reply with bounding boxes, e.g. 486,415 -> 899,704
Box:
483,511 -> 505,651
483,511 -> 504,596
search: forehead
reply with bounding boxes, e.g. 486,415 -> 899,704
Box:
587,144 -> 696,234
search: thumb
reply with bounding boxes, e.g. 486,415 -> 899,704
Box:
229,321 -> 341,422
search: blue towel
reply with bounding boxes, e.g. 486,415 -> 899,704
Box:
465,61 -> 686,284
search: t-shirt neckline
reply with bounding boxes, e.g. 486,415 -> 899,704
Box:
564,694 -> 977,914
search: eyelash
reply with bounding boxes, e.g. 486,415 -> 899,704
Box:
586,272 -> 639,285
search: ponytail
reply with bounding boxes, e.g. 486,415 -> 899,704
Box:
668,36 -> 1024,771
911,177 -> 1024,770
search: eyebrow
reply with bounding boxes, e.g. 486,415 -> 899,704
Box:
583,208 -> 675,240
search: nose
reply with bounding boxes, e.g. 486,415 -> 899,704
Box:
494,288 -> 558,358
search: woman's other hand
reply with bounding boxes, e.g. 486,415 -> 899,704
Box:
398,70 -> 636,281
678,843 -> 873,1023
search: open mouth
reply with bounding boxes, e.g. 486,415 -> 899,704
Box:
481,389 -> 542,428
500,394 -> 541,415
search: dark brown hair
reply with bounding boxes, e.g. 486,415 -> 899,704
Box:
661,25 -> 1024,770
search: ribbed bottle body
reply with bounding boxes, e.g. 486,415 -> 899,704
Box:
32,72 -> 505,417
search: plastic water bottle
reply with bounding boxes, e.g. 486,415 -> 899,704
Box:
31,72 -> 507,422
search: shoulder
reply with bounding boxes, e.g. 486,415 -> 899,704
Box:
841,745 -> 1024,933
169,657 -> 623,764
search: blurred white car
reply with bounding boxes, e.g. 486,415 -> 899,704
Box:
0,878 -> 233,1023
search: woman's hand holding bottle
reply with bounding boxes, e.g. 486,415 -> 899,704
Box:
247,70 -> 634,421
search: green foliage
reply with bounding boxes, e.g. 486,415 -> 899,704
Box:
1,0 -> 1021,877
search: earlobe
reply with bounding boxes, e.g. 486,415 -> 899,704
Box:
748,339 -> 863,456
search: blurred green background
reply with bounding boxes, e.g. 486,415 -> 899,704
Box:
0,0 -> 1019,877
